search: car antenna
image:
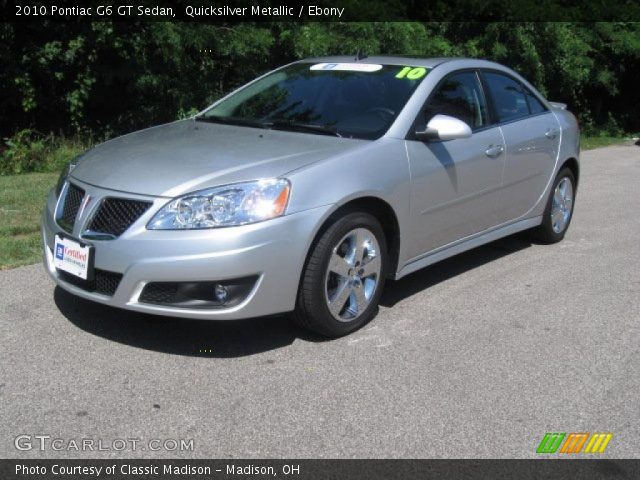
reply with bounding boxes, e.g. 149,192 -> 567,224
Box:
355,49 -> 368,61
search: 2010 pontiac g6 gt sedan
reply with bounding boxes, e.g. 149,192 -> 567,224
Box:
43,56 -> 580,337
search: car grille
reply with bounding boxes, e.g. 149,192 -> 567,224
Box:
58,269 -> 123,296
87,198 -> 152,237
57,183 -> 85,232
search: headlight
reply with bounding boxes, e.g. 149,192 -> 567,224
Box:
147,178 -> 291,230
55,159 -> 79,197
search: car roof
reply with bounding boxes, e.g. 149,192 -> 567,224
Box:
300,55 -> 454,68
298,56 -> 513,72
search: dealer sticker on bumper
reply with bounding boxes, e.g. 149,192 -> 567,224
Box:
53,235 -> 92,280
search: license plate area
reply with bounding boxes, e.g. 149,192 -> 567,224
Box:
53,233 -> 94,281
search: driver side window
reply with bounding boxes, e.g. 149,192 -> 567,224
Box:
422,71 -> 488,131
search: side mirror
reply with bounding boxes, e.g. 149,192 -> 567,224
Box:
415,114 -> 472,142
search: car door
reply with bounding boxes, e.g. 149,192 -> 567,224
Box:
404,70 -> 506,260
481,70 -> 561,222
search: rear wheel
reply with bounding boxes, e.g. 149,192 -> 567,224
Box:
293,212 -> 387,337
532,167 -> 576,243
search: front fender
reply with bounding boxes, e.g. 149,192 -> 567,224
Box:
285,137 -> 412,268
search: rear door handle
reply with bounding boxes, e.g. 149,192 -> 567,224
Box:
485,145 -> 504,158
545,128 -> 559,139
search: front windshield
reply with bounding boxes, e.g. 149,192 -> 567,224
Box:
198,62 -> 429,140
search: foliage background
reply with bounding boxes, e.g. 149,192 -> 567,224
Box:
0,21 -> 639,173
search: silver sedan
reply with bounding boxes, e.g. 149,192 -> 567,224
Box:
42,56 -> 580,337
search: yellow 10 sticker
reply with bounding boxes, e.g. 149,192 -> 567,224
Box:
396,66 -> 427,80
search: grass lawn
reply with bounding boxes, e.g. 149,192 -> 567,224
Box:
0,172 -> 57,269
581,135 -> 631,150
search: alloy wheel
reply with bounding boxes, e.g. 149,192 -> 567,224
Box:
324,227 -> 382,322
551,177 -> 574,233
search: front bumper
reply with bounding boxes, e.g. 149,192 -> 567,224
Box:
42,179 -> 331,320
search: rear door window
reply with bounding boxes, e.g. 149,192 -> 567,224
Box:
523,86 -> 547,115
482,72 -> 531,123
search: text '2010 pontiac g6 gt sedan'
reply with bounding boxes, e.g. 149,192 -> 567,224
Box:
43,56 -> 579,337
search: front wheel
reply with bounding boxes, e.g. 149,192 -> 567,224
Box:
292,212 -> 387,337
532,167 -> 576,243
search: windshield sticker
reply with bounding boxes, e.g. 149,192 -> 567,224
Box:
395,66 -> 427,80
310,63 -> 383,72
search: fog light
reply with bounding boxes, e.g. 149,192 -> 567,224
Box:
139,276 -> 258,309
214,284 -> 228,303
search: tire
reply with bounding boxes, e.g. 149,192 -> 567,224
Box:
532,167 -> 576,243
292,212 -> 388,337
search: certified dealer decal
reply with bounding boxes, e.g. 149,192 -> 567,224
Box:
53,235 -> 91,279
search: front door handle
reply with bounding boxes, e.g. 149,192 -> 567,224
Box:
485,145 -> 504,158
545,128 -> 559,139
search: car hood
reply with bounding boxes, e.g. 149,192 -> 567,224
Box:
70,120 -> 365,197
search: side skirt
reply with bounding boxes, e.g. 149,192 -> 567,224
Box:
395,216 -> 542,280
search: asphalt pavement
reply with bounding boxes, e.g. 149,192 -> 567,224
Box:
1,143 -> 639,459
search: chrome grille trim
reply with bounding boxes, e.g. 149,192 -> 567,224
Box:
56,182 -> 85,233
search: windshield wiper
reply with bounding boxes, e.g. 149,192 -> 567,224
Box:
194,115 -> 267,129
266,120 -> 342,137
196,116 -> 342,137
